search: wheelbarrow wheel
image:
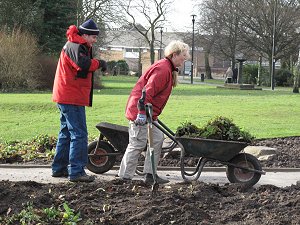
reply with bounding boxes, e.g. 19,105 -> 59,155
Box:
226,153 -> 262,187
87,140 -> 116,174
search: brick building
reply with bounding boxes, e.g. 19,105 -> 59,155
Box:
100,28 -> 227,77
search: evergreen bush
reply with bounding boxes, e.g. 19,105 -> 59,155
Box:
275,68 -> 293,87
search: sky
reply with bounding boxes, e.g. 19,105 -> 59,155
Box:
165,0 -> 199,32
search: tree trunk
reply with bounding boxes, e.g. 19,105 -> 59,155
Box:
205,51 -> 212,79
257,56 -> 262,86
293,50 -> 300,93
150,36 -> 155,64
292,68 -> 299,93
268,57 -> 273,87
292,85 -> 299,93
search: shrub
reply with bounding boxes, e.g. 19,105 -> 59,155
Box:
242,64 -> 258,84
105,60 -> 129,76
0,27 -> 41,91
117,60 -> 129,75
243,65 -> 294,87
242,64 -> 269,86
107,60 -> 117,75
275,69 -> 293,87
33,54 -> 58,90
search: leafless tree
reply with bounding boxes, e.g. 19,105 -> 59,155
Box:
76,0 -> 125,26
76,0 -> 127,50
197,0 -> 300,87
196,0 -> 225,79
198,0 -> 242,70
119,0 -> 173,64
237,0 -> 300,75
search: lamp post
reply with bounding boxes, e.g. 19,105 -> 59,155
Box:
156,26 -> 163,59
159,27 -> 163,59
191,14 -> 196,84
271,0 -> 277,90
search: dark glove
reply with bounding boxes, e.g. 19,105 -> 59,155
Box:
134,114 -> 147,126
98,59 -> 107,72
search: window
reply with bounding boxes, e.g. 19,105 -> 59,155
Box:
124,48 -> 140,59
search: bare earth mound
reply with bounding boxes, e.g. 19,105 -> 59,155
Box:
0,137 -> 300,224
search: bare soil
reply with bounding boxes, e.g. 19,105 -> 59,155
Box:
1,137 -> 300,224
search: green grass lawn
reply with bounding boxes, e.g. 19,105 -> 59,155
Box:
1,75 -> 300,142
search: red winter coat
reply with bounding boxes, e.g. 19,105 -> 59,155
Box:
125,57 -> 177,121
52,25 -> 100,106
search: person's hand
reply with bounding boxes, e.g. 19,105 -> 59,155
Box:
98,59 -> 107,72
134,114 -> 147,126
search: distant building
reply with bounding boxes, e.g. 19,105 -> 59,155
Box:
100,28 -> 227,78
100,29 -> 158,75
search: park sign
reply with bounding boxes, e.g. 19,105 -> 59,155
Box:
184,61 -> 192,75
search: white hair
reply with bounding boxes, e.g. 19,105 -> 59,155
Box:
164,40 -> 190,58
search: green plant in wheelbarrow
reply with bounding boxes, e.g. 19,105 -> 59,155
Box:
176,116 -> 254,143
175,116 -> 264,188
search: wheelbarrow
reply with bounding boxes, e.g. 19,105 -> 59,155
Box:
86,120 -> 177,174
153,120 -> 265,187
175,136 -> 265,187
87,120 -> 265,187
87,122 -> 129,174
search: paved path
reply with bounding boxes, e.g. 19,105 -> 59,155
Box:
1,165 -> 300,188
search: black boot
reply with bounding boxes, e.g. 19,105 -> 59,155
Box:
144,173 -> 169,185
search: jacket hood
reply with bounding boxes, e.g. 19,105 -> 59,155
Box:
66,25 -> 87,44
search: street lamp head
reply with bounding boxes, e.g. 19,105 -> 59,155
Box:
191,14 -> 196,22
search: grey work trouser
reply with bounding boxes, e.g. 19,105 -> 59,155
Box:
118,121 -> 164,179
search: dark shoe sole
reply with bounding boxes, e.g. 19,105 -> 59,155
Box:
144,178 -> 170,185
52,172 -> 68,178
69,175 -> 95,183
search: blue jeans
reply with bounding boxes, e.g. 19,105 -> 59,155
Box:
52,104 -> 88,179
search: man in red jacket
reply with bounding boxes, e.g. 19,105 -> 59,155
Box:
52,19 -> 106,182
118,40 -> 190,184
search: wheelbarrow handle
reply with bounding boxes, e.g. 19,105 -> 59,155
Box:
145,103 -> 153,125
137,87 -> 146,111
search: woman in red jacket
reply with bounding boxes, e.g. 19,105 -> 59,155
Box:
118,40 -> 190,184
52,19 -> 106,182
